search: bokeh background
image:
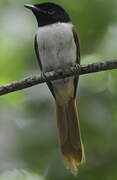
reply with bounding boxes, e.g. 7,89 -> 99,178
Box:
0,0 -> 117,179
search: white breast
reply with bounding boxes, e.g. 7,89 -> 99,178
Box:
36,23 -> 76,72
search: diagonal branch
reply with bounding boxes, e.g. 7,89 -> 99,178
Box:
0,59 -> 117,96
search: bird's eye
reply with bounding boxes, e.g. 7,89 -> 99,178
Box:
48,10 -> 54,15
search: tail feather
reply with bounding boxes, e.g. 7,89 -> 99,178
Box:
56,98 -> 85,175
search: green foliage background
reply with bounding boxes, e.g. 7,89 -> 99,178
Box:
0,0 -> 117,179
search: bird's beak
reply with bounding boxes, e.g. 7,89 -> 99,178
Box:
24,4 -> 39,11
24,4 -> 47,14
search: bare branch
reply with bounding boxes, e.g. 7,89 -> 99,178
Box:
0,59 -> 117,96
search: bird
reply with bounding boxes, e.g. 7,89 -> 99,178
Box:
24,2 -> 85,175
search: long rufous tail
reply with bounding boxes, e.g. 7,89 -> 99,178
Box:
56,98 -> 85,175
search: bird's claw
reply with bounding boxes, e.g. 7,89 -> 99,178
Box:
74,64 -> 80,71
41,72 -> 47,81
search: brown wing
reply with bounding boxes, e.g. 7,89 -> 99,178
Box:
72,28 -> 80,98
34,35 -> 56,98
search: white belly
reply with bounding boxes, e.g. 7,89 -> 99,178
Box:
36,22 -> 76,72
36,22 -> 77,101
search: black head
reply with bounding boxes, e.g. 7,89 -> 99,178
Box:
24,2 -> 71,27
